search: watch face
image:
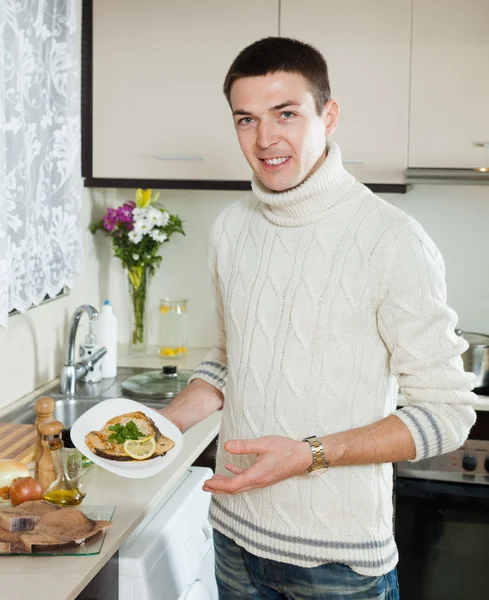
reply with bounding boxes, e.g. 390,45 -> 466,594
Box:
308,466 -> 329,476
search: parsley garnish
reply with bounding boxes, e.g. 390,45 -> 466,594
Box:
108,420 -> 145,444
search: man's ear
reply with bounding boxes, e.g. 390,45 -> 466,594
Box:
324,100 -> 339,136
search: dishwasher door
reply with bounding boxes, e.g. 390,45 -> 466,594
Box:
119,466 -> 217,600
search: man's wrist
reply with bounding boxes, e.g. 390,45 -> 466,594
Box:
297,441 -> 314,473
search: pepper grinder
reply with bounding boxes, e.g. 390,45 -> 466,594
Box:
37,420 -> 64,493
34,396 -> 56,471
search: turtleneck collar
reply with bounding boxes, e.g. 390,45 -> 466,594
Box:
251,141 -> 356,227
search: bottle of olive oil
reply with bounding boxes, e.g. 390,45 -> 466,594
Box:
42,438 -> 85,506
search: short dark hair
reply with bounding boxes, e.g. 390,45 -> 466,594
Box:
223,37 -> 331,116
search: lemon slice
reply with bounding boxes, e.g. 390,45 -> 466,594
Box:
123,435 -> 156,460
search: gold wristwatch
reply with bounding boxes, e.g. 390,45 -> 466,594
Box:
303,435 -> 329,474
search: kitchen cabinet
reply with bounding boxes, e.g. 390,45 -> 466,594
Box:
89,0 -> 278,183
409,0 -> 489,169
280,0 -> 412,185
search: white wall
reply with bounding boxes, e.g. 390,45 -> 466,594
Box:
384,184 -> 489,333
87,187 -> 242,349
90,183 -> 489,349
1,182 -> 488,410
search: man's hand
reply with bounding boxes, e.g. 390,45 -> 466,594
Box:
202,436 -> 312,495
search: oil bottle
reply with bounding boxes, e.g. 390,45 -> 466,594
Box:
42,437 -> 85,506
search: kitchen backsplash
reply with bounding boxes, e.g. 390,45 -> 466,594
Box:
90,183 -> 489,348
1,182 -> 487,410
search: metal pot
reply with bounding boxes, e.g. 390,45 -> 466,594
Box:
456,329 -> 489,389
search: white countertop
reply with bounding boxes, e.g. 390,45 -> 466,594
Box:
0,346 -> 221,600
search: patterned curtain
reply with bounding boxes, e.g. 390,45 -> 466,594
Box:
0,0 -> 82,328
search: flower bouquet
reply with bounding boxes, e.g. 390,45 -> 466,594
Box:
90,189 -> 185,354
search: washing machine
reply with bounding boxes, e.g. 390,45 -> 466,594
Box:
119,467 -> 218,600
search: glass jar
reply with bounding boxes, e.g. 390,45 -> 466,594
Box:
158,299 -> 188,358
61,429 -> 92,496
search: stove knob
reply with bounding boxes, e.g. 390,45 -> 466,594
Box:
485,457 -> 489,474
462,455 -> 477,472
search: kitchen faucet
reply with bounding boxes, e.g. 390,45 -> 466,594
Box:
60,304 -> 107,396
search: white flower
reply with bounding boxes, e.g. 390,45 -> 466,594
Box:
150,230 -> 168,243
134,219 -> 153,235
147,207 -> 165,227
128,230 -> 143,244
160,211 -> 170,227
132,253 -> 139,260
132,207 -> 148,220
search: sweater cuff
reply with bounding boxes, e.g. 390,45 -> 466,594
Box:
188,360 -> 227,393
393,402 -> 476,462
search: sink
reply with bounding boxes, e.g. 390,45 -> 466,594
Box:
0,367 -> 175,428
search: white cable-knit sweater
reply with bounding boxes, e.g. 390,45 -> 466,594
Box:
189,142 -> 477,576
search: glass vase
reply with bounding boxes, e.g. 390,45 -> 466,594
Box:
127,265 -> 151,356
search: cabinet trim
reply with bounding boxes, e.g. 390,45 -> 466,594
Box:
84,178 -> 407,194
81,0 -> 93,179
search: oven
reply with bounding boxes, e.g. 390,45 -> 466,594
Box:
395,410 -> 489,600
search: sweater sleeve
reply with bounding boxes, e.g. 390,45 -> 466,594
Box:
377,221 -> 477,461
188,218 -> 227,393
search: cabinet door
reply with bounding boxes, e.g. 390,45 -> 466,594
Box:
92,0 -> 278,180
409,0 -> 489,168
280,0 -> 411,184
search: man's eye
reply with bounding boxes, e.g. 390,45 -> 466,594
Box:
238,117 -> 254,125
281,111 -> 295,119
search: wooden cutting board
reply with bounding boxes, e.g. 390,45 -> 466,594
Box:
0,422 -> 37,464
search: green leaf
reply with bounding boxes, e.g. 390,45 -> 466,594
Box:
107,420 -> 144,444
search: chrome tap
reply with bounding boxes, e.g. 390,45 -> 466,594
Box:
60,304 -> 107,396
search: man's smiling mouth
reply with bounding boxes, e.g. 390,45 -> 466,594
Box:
259,157 -> 291,168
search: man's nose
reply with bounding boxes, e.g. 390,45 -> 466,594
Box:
256,120 -> 279,149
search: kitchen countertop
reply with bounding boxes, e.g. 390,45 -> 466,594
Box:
1,345 -> 489,600
0,346 -> 220,600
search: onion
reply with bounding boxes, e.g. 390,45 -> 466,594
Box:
9,477 -> 43,506
0,459 -> 30,494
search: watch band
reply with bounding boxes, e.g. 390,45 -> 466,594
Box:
303,435 -> 329,474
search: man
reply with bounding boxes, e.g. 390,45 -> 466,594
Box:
161,37 -> 477,599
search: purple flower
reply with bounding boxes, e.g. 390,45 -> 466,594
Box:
103,208 -> 118,232
116,206 -> 132,223
116,203 -> 135,231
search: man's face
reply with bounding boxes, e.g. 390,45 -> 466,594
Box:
230,72 -> 339,192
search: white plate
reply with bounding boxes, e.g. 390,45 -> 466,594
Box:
70,398 -> 183,479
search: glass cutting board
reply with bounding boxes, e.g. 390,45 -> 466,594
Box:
0,504 -> 115,556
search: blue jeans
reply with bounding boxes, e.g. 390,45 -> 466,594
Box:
214,529 -> 400,600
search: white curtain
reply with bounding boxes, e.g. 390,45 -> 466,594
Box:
0,0 -> 82,328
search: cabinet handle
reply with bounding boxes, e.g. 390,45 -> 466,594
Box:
343,159 -> 366,164
474,142 -> 489,149
156,155 -> 205,161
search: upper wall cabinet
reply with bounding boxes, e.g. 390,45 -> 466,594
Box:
409,0 -> 489,169
90,0 -> 278,182
280,0 -> 412,185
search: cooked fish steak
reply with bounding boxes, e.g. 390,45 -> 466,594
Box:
85,411 -> 175,461
105,411 -> 161,440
